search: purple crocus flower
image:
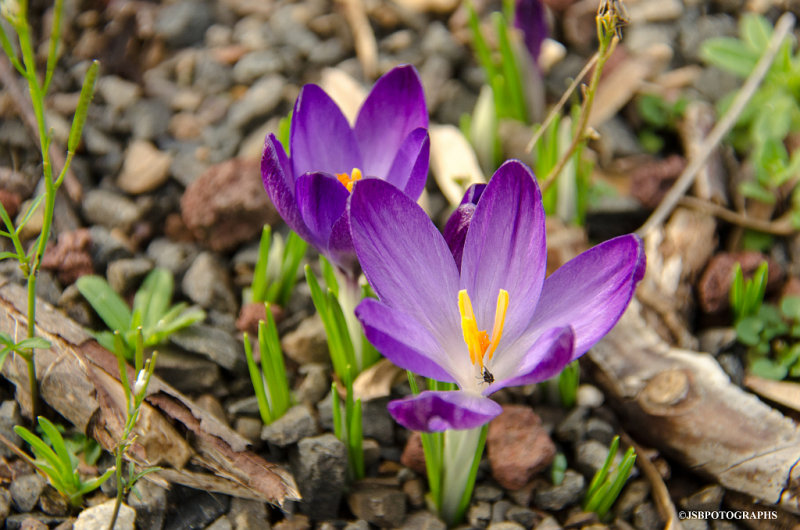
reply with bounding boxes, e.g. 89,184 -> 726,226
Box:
514,0 -> 548,65
349,160 -> 645,432
261,65 -> 429,275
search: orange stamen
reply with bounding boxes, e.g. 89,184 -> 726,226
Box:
336,167 -> 363,192
457,289 -> 509,368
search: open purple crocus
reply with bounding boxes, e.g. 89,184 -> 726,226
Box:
349,160 -> 645,432
261,65 -> 429,274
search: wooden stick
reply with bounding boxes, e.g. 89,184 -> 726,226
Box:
678,196 -> 795,235
636,12 -> 796,237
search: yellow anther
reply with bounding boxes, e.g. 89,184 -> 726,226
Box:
336,167 -> 363,192
457,289 -> 509,368
486,290 -> 508,362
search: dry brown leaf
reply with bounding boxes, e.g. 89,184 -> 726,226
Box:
589,44 -> 673,128
352,358 -> 403,402
320,67 -> 367,123
745,375 -> 800,414
429,124 -> 485,207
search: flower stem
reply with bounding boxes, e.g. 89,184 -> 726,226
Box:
335,270 -> 365,371
439,425 -> 488,526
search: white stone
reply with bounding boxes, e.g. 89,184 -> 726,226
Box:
74,499 -> 135,530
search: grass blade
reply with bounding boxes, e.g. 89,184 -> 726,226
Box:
76,275 -> 132,332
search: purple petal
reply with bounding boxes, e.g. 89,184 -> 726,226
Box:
383,128 -> 430,200
387,390 -> 502,432
261,134 -> 312,242
525,234 -> 645,355
349,179 -> 462,348
443,184 -> 486,271
487,326 -> 574,393
327,212 -> 358,276
514,0 -> 548,65
356,299 -> 456,383
459,160 -> 546,343
355,65 -> 428,179
295,172 -> 349,251
290,84 -> 362,178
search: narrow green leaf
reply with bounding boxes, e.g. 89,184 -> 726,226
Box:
493,12 -> 527,121
275,231 -> 307,306
320,256 -> 339,298
263,305 -> 291,418
251,226 -> 271,303
149,307 -> 205,345
467,1 -> 500,82
14,425 -> 67,478
67,60 -> 99,153
15,193 -> 44,237
596,448 -> 636,518
76,466 -> 115,496
43,0 -> 65,92
584,436 -> 618,506
349,398 -> 365,479
327,290 -> 356,382
244,332 -> 272,425
136,268 -> 174,331
15,337 -> 51,351
76,275 -> 132,332
331,383 -> 343,440
37,417 -> 75,474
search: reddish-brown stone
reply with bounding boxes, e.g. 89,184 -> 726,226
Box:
0,189 -> 22,219
630,155 -> 687,209
400,432 -> 427,475
235,302 -> 284,335
180,158 -> 279,252
697,251 -> 783,314
40,228 -> 94,285
487,405 -> 556,490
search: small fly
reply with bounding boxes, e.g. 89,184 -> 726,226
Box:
481,367 -> 495,385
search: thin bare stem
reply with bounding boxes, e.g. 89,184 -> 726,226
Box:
539,37 -> 617,194
526,52 -> 599,153
637,12 -> 796,238
678,196 -> 795,235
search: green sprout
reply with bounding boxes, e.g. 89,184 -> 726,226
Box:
583,435 -> 636,519
730,262 -> 800,380
243,306 -> 293,425
729,261 -> 769,324
76,267 -> 205,360
550,452 -> 568,486
247,226 -> 307,308
557,360 -> 580,409
13,416 -> 114,509
701,14 -> 800,227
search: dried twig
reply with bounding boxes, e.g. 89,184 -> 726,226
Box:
678,196 -> 795,236
337,0 -> 378,79
538,38 -> 618,194
619,433 -> 684,530
525,52 -> 599,153
0,53 -> 83,203
637,12 -> 796,237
